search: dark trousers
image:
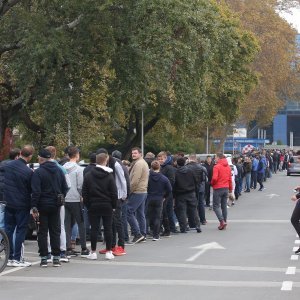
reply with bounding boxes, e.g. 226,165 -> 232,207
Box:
89,213 -> 112,251
112,199 -> 125,248
251,171 -> 257,189
65,202 -> 87,250
121,201 -> 129,241
198,191 -> 206,223
175,193 -> 200,232
205,182 -> 211,206
147,199 -> 163,238
165,195 -> 176,232
257,173 -> 264,190
161,196 -> 170,234
5,207 -> 30,261
38,208 -> 61,257
291,200 -> 300,238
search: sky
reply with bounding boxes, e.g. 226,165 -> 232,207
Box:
279,6 -> 300,33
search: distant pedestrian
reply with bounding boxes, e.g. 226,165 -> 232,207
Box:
211,153 -> 233,230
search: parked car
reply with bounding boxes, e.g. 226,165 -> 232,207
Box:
287,156 -> 300,176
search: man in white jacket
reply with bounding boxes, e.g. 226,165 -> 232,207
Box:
64,147 -> 89,258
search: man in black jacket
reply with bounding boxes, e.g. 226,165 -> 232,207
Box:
31,149 -> 68,267
204,156 -> 214,208
174,157 -> 201,233
158,151 -> 176,235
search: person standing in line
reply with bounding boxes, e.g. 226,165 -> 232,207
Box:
64,147 -> 90,258
82,153 -> 118,260
243,156 -> 252,193
211,153 -> 233,230
173,157 -> 201,233
157,151 -> 176,236
147,160 -> 172,241
204,156 -> 214,208
45,146 -> 71,263
257,155 -> 265,192
3,146 -> 34,267
127,147 -> 149,244
250,155 -> 258,189
31,149 -> 68,267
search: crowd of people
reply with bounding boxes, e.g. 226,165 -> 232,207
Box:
0,145 -> 295,268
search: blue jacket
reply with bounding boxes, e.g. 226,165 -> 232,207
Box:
147,171 -> 172,201
3,158 -> 33,210
252,158 -> 259,171
31,161 -> 68,211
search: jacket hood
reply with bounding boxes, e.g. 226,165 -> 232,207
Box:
177,165 -> 189,174
149,170 -> 161,182
162,155 -> 173,167
218,158 -> 229,167
64,161 -> 79,173
90,165 -> 113,179
41,161 -> 60,174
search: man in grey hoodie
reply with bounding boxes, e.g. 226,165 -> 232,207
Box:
64,147 -> 89,257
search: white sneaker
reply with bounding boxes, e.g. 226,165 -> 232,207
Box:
12,260 -> 31,267
7,259 -> 14,267
86,252 -> 97,260
105,251 -> 114,260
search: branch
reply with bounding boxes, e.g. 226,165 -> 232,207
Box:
19,110 -> 45,133
0,41 -> 22,56
56,14 -> 83,30
0,0 -> 22,19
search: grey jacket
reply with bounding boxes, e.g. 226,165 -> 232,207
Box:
64,162 -> 83,202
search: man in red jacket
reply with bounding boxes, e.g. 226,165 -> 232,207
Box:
211,153 -> 233,230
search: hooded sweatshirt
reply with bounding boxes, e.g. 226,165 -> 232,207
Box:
211,158 -> 233,191
64,161 -> 84,202
173,166 -> 197,196
31,161 -> 68,210
82,165 -> 118,215
147,170 -> 172,201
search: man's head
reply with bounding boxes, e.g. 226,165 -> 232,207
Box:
157,151 -> 167,165
45,146 -> 56,159
20,145 -> 35,162
38,148 -> 51,164
112,150 -> 122,160
131,147 -> 142,160
177,157 -> 186,167
151,160 -> 160,172
206,155 -> 212,164
188,154 -> 197,163
96,153 -> 108,166
68,146 -> 80,162
89,152 -> 96,164
9,148 -> 21,160
215,153 -> 224,163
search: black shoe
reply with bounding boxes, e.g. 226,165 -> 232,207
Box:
53,258 -> 61,267
131,234 -> 144,244
258,188 -> 263,191
201,221 -> 207,225
125,240 -> 134,246
295,248 -> 300,255
66,250 -> 78,258
196,228 -> 202,233
40,259 -> 48,268
81,249 -> 90,257
161,232 -> 171,237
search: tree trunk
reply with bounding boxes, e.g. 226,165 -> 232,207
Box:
0,106 -> 10,160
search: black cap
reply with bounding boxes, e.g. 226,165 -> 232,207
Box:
38,149 -> 51,159
112,150 -> 122,160
96,148 -> 108,155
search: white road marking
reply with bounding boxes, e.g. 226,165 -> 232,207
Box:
295,240 -> 300,244
293,247 -> 298,252
206,219 -> 289,224
0,261 -> 40,276
281,281 -> 293,291
286,267 -> 296,275
0,276 -> 287,288
186,242 -> 225,262
291,255 -> 299,260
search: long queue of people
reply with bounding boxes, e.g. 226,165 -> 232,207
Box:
0,145 -> 280,268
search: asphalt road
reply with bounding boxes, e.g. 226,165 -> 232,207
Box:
1,171 -> 300,300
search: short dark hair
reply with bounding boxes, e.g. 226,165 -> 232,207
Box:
89,152 -> 96,163
68,146 -> 80,159
96,153 -> 108,165
151,160 -> 160,171
45,146 -> 56,159
21,145 -> 34,158
96,148 -> 108,155
132,147 -> 142,153
177,157 -> 186,167
9,148 -> 20,160
216,153 -> 225,159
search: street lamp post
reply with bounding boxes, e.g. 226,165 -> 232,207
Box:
141,103 -> 145,157
68,83 -> 73,146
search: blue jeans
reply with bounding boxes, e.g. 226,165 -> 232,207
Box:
5,207 -> 30,261
0,203 -> 5,230
245,173 -> 251,191
198,191 -> 206,223
127,193 -> 147,237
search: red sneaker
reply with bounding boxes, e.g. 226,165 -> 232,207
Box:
112,246 -> 126,256
99,247 -> 116,254
218,220 -> 227,230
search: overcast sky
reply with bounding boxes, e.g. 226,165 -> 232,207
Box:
279,6 -> 300,33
